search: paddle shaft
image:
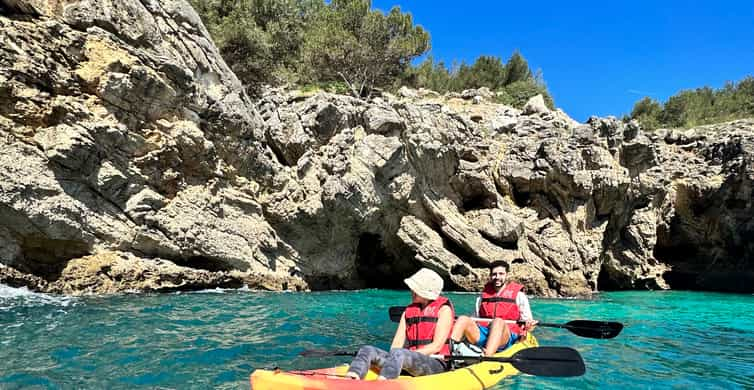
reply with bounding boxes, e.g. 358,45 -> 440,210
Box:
388,306 -> 622,339
469,316 -> 528,324
463,317 -> 620,339
440,347 -> 586,377
300,346 -> 586,377
470,317 -> 564,328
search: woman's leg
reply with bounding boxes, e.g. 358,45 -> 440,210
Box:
380,348 -> 446,379
346,345 -> 391,379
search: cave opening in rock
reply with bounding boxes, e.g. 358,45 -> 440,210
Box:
355,233 -> 407,289
452,174 -> 499,212
510,187 -> 532,209
596,263 -> 622,291
461,193 -> 494,212
656,247 -> 754,292
18,236 -> 91,281
660,270 -> 701,290
182,256 -> 234,272
654,242 -> 701,289
479,231 -> 518,250
450,264 -> 470,276
302,274 -> 352,290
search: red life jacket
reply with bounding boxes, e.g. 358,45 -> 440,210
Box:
404,296 -> 454,355
478,282 -> 523,334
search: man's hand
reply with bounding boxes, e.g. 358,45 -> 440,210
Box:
521,320 -> 538,333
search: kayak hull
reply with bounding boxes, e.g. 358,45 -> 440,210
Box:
250,335 -> 539,390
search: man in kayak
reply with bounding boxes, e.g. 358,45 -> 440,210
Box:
450,260 -> 537,356
346,267 -> 454,380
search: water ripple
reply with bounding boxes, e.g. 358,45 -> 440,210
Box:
0,288 -> 752,389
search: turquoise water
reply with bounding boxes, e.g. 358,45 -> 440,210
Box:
1,286 -> 753,389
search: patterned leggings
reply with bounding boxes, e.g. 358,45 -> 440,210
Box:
347,345 -> 446,379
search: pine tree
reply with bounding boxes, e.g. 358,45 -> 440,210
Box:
301,0 -> 429,97
503,50 -> 531,86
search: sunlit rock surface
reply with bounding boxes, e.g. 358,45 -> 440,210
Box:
2,1 -> 752,295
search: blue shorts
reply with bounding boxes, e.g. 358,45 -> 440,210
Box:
476,324 -> 520,351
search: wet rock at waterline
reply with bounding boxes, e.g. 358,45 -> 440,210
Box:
2,1 -> 753,295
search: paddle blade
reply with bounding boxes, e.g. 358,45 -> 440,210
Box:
388,306 -> 404,322
299,349 -> 356,357
563,320 -> 623,339
510,346 -> 585,377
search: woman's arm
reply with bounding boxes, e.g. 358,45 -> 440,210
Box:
415,305 -> 453,355
390,313 -> 407,350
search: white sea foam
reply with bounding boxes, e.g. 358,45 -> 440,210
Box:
189,287 -> 228,294
0,284 -> 76,308
189,285 -> 252,294
0,284 -> 36,298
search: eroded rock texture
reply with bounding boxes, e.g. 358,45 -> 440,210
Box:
1,1 -> 752,295
0,0 -> 304,294
255,87 -> 754,295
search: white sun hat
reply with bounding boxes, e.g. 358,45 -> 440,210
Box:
404,268 -> 444,300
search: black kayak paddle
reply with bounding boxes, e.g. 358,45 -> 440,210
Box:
388,306 -> 623,339
299,346 -> 586,377
446,346 -> 585,377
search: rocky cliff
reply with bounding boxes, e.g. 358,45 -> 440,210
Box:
1,1 -> 752,295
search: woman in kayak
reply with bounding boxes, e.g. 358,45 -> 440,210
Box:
346,268 -> 454,380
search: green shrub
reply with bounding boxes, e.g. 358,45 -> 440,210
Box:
301,0 -> 430,98
630,76 -> 754,129
189,1 -> 555,104
501,80 -> 554,109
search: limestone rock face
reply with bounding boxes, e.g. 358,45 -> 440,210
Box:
0,0 -> 302,293
256,86 -> 754,295
522,94 -> 549,115
2,2 -> 753,295
47,251 -> 245,295
396,216 -> 487,290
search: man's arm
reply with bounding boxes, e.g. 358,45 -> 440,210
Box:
516,292 -> 533,321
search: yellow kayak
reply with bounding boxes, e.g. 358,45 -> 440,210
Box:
250,335 -> 539,390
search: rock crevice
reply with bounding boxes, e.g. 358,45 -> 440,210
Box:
2,1 -> 753,295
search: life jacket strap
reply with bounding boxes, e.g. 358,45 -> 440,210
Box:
405,316 -> 439,325
406,339 -> 433,347
480,297 -> 515,303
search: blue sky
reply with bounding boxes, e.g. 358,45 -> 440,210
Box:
372,1 -> 754,122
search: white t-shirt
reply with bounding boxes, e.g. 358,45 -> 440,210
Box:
474,289 -> 533,321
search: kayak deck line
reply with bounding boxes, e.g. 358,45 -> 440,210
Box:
285,367 -> 356,379
461,366 -> 487,390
